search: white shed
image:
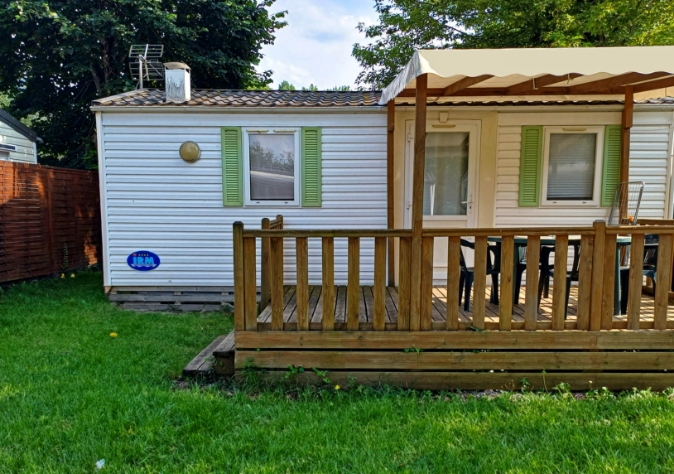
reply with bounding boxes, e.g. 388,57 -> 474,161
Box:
0,109 -> 42,163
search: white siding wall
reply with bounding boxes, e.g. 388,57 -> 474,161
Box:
100,111 -> 387,287
0,121 -> 37,163
495,110 -> 673,227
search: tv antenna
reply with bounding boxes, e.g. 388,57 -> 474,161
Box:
128,44 -> 164,89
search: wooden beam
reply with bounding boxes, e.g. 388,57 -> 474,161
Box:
386,100 -> 395,286
632,75 -> 674,93
412,74 -> 427,237
569,72 -> 670,94
620,85 -> 634,184
442,75 -> 493,96
410,74 -> 428,330
506,73 -> 582,95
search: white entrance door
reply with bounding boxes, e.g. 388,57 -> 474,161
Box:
404,120 -> 480,280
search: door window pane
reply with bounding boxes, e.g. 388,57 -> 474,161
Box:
423,132 -> 469,216
547,133 -> 596,201
249,134 -> 295,201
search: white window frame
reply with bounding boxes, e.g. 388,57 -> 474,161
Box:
242,127 -> 301,207
541,126 -> 604,207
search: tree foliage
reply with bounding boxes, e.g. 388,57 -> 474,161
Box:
353,0 -> 674,89
0,0 -> 285,168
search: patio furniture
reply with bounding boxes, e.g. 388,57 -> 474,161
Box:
619,234 -> 659,314
537,243 -> 581,318
459,239 -> 501,311
608,181 -> 644,226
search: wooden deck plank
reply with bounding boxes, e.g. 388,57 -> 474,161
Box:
256,284 -> 674,326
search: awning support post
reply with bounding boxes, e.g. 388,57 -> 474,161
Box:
410,73 -> 428,330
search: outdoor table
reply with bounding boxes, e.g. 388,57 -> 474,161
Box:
488,235 -> 630,314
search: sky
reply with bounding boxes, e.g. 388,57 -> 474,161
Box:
257,0 -> 379,90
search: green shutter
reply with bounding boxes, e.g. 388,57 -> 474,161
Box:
301,127 -> 322,207
221,127 -> 243,207
601,125 -> 622,207
518,126 -> 543,207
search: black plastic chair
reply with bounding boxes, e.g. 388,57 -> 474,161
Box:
619,235 -> 659,314
459,239 -> 501,311
537,243 -> 581,319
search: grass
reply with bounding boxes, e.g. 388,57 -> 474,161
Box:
2,273 -> 674,472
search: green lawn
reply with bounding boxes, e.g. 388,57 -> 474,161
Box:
3,273 -> 674,473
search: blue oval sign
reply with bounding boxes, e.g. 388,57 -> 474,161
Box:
127,251 -> 160,271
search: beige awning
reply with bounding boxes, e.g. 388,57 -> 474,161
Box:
379,46 -> 674,105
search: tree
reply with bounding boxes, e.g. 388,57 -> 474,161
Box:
0,0 -> 286,168
278,80 -> 296,90
353,0 -> 674,89
329,85 -> 351,91
301,84 -> 318,91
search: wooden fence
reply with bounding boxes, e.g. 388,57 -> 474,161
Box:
0,161 -> 101,283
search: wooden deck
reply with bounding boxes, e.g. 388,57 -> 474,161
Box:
258,284 -> 674,327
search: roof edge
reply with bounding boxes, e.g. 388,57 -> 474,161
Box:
0,109 -> 42,144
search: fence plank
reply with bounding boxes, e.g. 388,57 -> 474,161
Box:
322,237 -> 335,331
524,236 -> 540,331
655,233 -> 673,330
410,236 -> 422,331
627,233 -> 645,330
233,222 -> 245,331
446,236 -> 460,330
270,237 -> 284,331
499,235 -> 514,331
259,218 -> 271,312
552,235 -> 568,330
398,237 -> 411,330
374,237 -> 386,331
576,235 -> 594,330
420,236 -> 434,331
472,236 -> 488,330
590,221 -> 606,331
296,237 -> 309,331
601,233 -> 617,330
243,237 -> 258,331
347,237 -> 360,331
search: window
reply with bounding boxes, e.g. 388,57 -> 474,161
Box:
541,126 -> 604,206
423,132 -> 470,216
0,151 -> 9,161
242,128 -> 300,206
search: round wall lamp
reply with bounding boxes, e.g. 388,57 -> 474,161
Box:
179,141 -> 201,163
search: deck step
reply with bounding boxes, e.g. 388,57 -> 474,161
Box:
213,331 -> 236,376
183,333 -> 229,377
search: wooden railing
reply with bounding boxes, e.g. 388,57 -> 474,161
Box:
259,215 -> 284,312
234,220 -> 674,332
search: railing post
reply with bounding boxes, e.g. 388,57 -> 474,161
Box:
347,237 -> 360,331
601,232 -> 617,330
420,236 -> 434,330
626,233 -> 644,330
446,236 -> 460,331
576,234 -> 594,330
233,222 -> 245,331
397,237 -> 411,330
551,235 -> 568,330
270,236 -> 284,331
296,237 -> 309,330
243,236 -> 258,331
499,235 -> 514,331
472,236 -> 488,330
259,218 -> 271,313
524,236 -> 540,331
589,220 -> 606,331
322,237 -> 335,331
373,237 -> 387,331
654,233 -> 673,330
